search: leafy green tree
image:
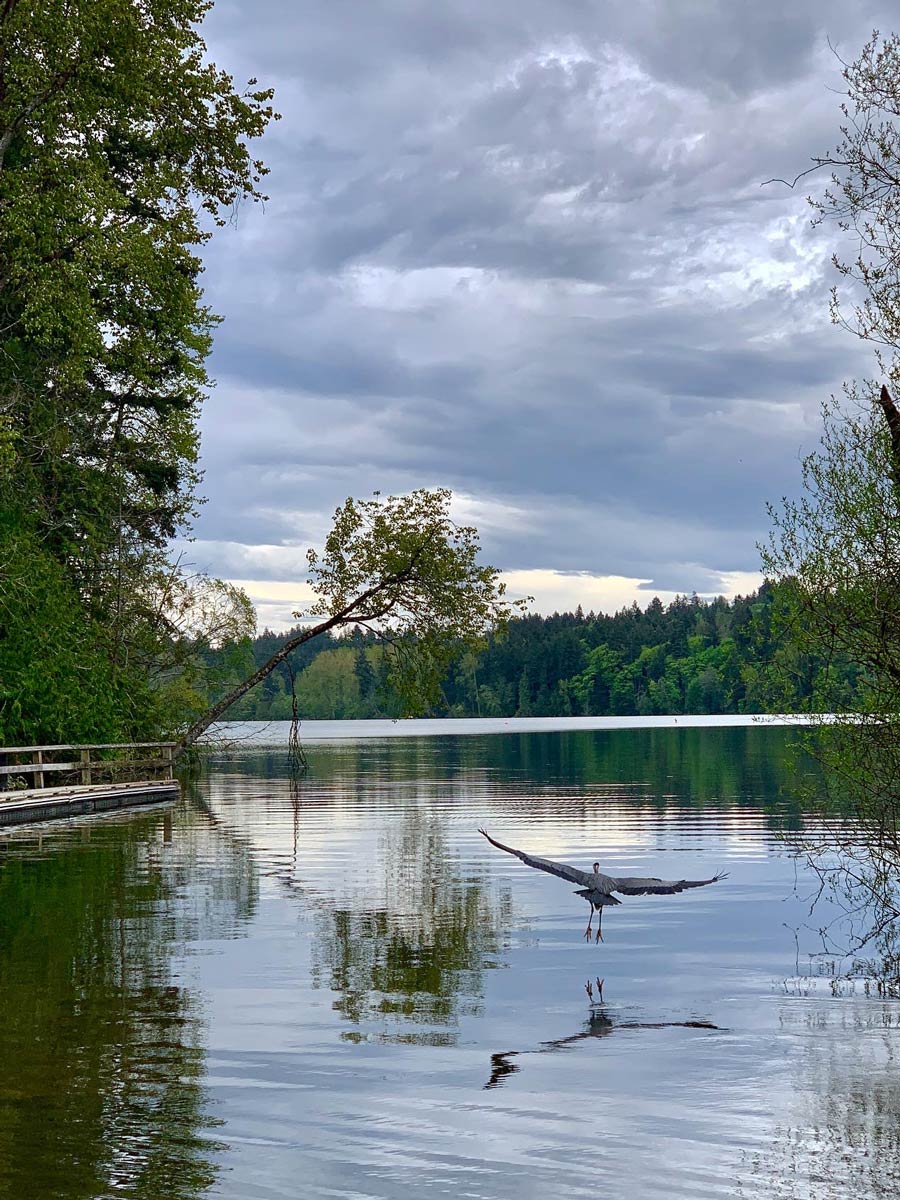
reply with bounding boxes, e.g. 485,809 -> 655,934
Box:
762,32 -> 900,963
295,648 -> 362,719
0,0 -> 275,741
685,666 -> 725,714
572,644 -> 622,714
763,392 -> 900,774
1,0 -> 276,548
516,668 -> 533,716
646,672 -> 681,714
177,489 -> 527,752
763,387 -> 900,970
805,33 -> 900,357
0,532 -> 141,742
354,647 -> 377,710
198,576 -> 836,727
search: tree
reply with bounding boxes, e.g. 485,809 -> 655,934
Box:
295,648 -> 361,719
763,33 -> 900,964
176,489 -> 528,753
571,644 -> 621,714
354,647 -> 377,710
762,391 -> 900,968
763,390 -> 900,766
805,33 -> 900,357
0,0 -> 276,741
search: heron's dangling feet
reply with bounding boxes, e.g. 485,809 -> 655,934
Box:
584,906 -> 594,942
595,909 -> 604,943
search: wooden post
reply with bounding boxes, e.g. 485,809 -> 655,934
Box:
80,749 -> 92,786
33,749 -> 44,790
162,745 -> 174,781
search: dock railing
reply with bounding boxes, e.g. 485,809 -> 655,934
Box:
0,743 -> 176,793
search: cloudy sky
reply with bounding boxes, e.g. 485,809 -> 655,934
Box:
184,0 -> 892,630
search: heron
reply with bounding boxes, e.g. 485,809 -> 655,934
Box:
478,828 -> 727,942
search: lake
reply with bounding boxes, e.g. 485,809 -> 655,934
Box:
1,722 -> 898,1199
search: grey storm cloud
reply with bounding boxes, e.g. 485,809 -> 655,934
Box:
182,0 -> 896,612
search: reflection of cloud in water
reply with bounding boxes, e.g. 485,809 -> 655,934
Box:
189,733 -> 898,1199
194,731 -> 812,1048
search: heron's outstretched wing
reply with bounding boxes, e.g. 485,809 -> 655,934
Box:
478,829 -> 593,887
610,871 -> 728,896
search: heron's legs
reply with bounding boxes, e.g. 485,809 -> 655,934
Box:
584,904 -> 594,941
595,907 -> 604,944
586,977 -> 604,1004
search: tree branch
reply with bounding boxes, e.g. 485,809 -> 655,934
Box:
174,575 -> 401,756
0,60 -> 81,173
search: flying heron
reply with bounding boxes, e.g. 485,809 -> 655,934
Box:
478,828 -> 727,941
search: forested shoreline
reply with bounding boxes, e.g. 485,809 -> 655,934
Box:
203,581 -> 846,722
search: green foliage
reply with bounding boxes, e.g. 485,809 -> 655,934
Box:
293,648 -> 364,719
303,488 -> 527,714
201,579 -> 839,723
572,644 -> 622,714
756,30 -> 900,971
0,0 -> 274,744
763,389 -> 900,940
178,489 -> 527,748
764,388 -> 900,716
0,524 -> 155,743
1,0 -> 276,566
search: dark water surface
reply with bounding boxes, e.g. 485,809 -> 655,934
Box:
1,726 -> 899,1198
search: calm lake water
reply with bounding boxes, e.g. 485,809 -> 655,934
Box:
1,723 -> 898,1199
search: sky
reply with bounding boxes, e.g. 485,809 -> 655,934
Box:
183,0 -> 893,631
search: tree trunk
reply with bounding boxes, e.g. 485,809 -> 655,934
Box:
878,384 -> 900,495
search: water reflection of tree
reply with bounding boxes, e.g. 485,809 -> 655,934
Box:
774,728 -> 900,986
204,727 -> 816,1039
0,804 -> 256,1200
193,774 -> 513,1043
788,834 -> 900,988
737,1003 -> 900,1198
232,725 -> 808,825
304,809 -> 512,1040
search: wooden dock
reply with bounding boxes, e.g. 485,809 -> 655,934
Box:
0,742 -> 179,827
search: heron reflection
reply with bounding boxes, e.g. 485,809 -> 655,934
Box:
484,979 -> 720,1089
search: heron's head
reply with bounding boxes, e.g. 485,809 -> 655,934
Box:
592,861 -> 600,873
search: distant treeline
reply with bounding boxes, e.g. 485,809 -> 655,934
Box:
205,582 -> 848,721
